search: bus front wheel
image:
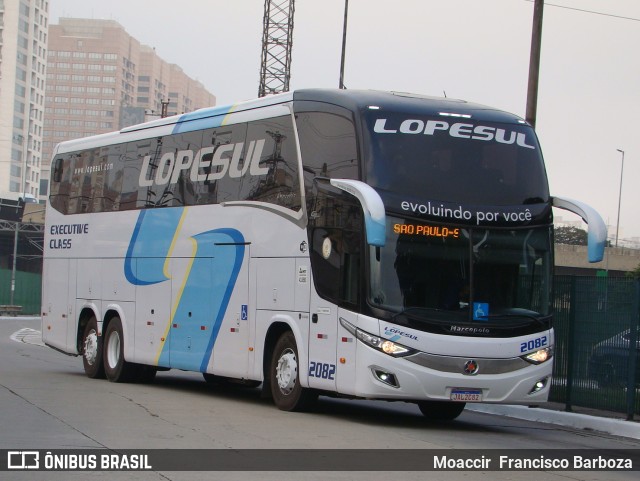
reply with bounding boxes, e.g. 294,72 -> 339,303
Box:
270,331 -> 317,411
81,316 -> 105,379
103,316 -> 135,383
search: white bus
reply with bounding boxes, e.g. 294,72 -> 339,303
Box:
42,90 -> 606,419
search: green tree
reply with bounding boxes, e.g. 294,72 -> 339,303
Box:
554,225 -> 588,245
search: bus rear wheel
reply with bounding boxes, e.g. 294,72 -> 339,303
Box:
270,331 -> 317,411
417,400 -> 465,421
81,316 -> 105,379
103,316 -> 136,383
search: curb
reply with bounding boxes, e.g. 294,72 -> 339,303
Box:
468,404 -> 640,440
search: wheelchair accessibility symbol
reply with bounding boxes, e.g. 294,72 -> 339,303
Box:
473,302 -> 489,321
241,304 -> 248,321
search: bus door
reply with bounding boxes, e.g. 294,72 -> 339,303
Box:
307,225 -> 361,391
308,284 -> 338,391
307,183 -> 363,391
209,242 -> 250,378
133,263 -> 172,367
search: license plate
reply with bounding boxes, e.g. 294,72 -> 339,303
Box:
450,389 -> 482,402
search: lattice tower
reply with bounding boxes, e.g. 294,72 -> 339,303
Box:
258,0 -> 295,97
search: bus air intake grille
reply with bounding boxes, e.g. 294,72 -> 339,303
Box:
404,352 -> 530,375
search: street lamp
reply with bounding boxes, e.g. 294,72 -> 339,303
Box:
9,133 -> 28,305
615,149 -> 624,248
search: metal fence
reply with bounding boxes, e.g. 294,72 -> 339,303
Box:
0,268 -> 41,315
0,268 -> 638,417
551,275 -> 639,419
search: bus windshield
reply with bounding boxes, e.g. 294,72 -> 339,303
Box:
363,111 -> 549,205
369,218 -> 553,328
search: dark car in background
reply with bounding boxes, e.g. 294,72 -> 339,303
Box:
588,327 -> 640,388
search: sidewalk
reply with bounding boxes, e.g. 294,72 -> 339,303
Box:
468,403 -> 640,440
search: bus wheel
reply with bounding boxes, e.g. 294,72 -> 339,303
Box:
103,316 -> 134,383
81,316 -> 105,379
417,401 -> 465,421
270,331 -> 317,411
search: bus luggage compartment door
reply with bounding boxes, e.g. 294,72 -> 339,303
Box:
42,258 -> 76,353
169,239 -> 249,376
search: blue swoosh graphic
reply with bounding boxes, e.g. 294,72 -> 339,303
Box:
171,105 -> 234,134
124,209 -> 184,285
125,208 -> 245,372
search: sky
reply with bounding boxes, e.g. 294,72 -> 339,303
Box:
48,0 -> 640,242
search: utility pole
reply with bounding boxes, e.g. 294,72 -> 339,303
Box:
10,133 -> 28,306
161,99 -> 170,118
339,0 -> 349,89
526,0 -> 544,128
258,0 -> 296,97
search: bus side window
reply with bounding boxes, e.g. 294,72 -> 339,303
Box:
192,128 -> 219,205
118,143 -> 141,210
211,124 -> 248,204
53,157 -> 63,183
49,154 -> 73,214
308,192 -> 363,307
295,111 -> 358,212
242,116 -> 300,211
310,225 -> 361,307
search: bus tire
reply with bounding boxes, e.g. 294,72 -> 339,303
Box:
270,331 -> 317,411
81,316 -> 105,379
103,316 -> 135,383
417,400 -> 465,421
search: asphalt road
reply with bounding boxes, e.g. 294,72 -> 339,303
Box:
1,316 -> 639,481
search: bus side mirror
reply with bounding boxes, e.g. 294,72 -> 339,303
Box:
329,179 -> 386,247
552,196 -> 607,263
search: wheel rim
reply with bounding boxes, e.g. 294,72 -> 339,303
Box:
106,330 -> 121,369
83,329 -> 98,366
275,348 -> 298,395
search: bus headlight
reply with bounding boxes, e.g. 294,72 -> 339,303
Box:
380,339 -> 412,356
340,318 -> 417,358
521,347 -> 553,365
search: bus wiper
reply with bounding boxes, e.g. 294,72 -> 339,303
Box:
391,307 -> 448,323
481,312 -> 551,328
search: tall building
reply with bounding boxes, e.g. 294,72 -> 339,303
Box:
0,0 -> 48,199
42,18 -> 216,198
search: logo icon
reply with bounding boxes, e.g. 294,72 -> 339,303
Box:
8,451 -> 39,470
463,360 -> 479,375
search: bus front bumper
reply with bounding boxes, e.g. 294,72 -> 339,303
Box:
352,343 -> 553,405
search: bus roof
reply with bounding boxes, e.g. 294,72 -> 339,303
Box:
53,89 -> 528,155
292,89 -> 528,125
